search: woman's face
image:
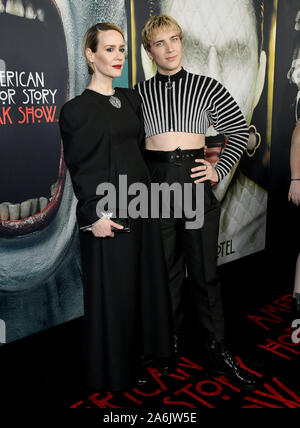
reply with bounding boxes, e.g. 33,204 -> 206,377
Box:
87,29 -> 125,79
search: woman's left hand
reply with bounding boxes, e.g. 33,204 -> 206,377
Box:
288,181 -> 300,206
190,159 -> 219,183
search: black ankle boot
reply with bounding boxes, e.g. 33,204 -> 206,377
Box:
206,339 -> 259,391
160,333 -> 182,375
292,297 -> 300,318
173,333 -> 181,356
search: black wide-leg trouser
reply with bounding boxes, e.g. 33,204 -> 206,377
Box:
145,148 -> 225,343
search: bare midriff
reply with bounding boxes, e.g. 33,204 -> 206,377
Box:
146,132 -> 206,151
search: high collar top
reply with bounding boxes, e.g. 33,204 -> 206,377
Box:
155,67 -> 187,83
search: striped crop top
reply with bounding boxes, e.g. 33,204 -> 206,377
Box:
134,67 -> 249,181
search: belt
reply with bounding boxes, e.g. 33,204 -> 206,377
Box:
144,147 -> 204,165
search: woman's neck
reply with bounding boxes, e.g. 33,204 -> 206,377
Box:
87,74 -> 114,95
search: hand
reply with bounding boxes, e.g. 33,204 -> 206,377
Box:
91,217 -> 124,238
190,159 -> 219,183
288,181 -> 300,206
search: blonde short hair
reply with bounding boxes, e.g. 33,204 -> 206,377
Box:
83,23 -> 124,75
141,14 -> 182,51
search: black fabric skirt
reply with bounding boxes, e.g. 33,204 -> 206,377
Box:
79,214 -> 173,392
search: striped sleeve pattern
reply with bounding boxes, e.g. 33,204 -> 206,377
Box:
206,78 -> 249,181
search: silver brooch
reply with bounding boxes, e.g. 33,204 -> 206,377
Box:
109,95 -> 121,109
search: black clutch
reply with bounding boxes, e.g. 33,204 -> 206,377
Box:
80,217 -> 131,233
111,217 -> 131,232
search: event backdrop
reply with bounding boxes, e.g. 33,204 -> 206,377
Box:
0,0 -> 294,344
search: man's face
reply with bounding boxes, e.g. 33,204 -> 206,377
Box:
161,0 -> 260,124
147,27 -> 182,75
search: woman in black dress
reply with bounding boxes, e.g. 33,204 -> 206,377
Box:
59,23 -> 172,392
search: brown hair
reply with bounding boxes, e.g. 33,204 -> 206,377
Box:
141,14 -> 182,51
83,23 -> 125,75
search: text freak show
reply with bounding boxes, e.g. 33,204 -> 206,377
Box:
0,71 -> 58,125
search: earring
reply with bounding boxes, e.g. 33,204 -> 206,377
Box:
246,124 -> 261,157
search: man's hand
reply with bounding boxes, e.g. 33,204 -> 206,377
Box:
91,217 -> 124,238
190,159 -> 219,183
288,181 -> 300,206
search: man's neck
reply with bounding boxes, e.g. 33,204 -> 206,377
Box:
156,65 -> 182,76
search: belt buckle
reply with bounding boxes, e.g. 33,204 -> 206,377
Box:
174,146 -> 182,166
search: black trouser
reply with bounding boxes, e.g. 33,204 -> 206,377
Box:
145,148 -> 225,342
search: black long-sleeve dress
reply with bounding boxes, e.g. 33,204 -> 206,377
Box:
59,87 -> 173,392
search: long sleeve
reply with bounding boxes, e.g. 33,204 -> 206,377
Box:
206,79 -> 249,181
136,95 -> 146,157
59,100 -> 111,228
124,86 -> 146,156
138,103 -> 146,156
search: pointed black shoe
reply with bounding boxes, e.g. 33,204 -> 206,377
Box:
134,368 -> 150,387
135,376 -> 148,387
206,339 -> 259,391
134,357 -> 154,387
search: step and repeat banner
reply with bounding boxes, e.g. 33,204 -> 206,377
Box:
0,0 -> 296,343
